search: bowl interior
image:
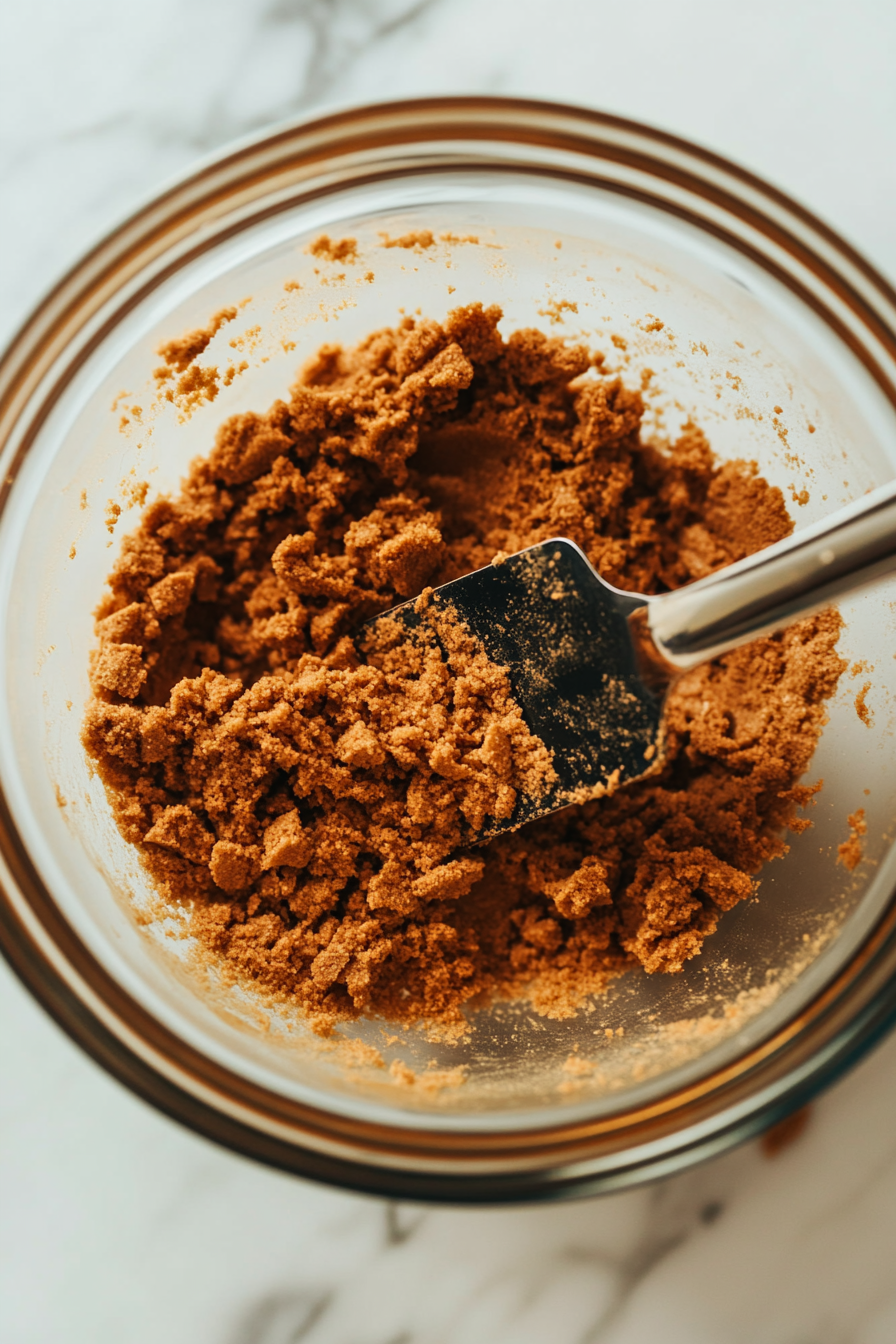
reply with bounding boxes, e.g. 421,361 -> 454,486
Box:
2,169 -> 896,1128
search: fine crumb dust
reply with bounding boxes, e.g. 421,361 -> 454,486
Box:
538,299 -> 579,325
152,305 -> 241,416
307,235 -> 359,264
854,681 -> 873,727
838,808 -> 867,872
83,303 -> 846,1031
154,307 -> 237,378
380,230 -> 435,251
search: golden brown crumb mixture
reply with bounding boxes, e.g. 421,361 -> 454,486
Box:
854,681 -> 873,727
83,303 -> 846,1027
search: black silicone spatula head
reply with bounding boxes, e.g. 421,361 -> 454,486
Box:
362,539 -> 664,838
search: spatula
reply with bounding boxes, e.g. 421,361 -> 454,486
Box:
362,478 -> 896,838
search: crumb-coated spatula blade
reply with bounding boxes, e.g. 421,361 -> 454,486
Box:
363,540 -> 663,835
361,475 -> 896,841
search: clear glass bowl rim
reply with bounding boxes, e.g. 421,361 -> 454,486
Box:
2,95 -> 896,1203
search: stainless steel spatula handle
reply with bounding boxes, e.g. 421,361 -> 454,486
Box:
648,477 -> 896,668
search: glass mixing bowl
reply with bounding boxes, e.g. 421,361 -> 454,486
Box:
2,98 -> 896,1202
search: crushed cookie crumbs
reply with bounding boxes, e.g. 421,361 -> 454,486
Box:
83,303 -> 846,1029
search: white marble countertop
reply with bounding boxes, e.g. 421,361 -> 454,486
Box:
2,2 -> 896,1341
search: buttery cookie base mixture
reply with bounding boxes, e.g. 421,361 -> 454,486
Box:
83,303 -> 845,1030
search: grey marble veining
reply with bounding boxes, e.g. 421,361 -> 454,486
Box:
7,920 -> 896,1344
2,2 -> 896,1341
